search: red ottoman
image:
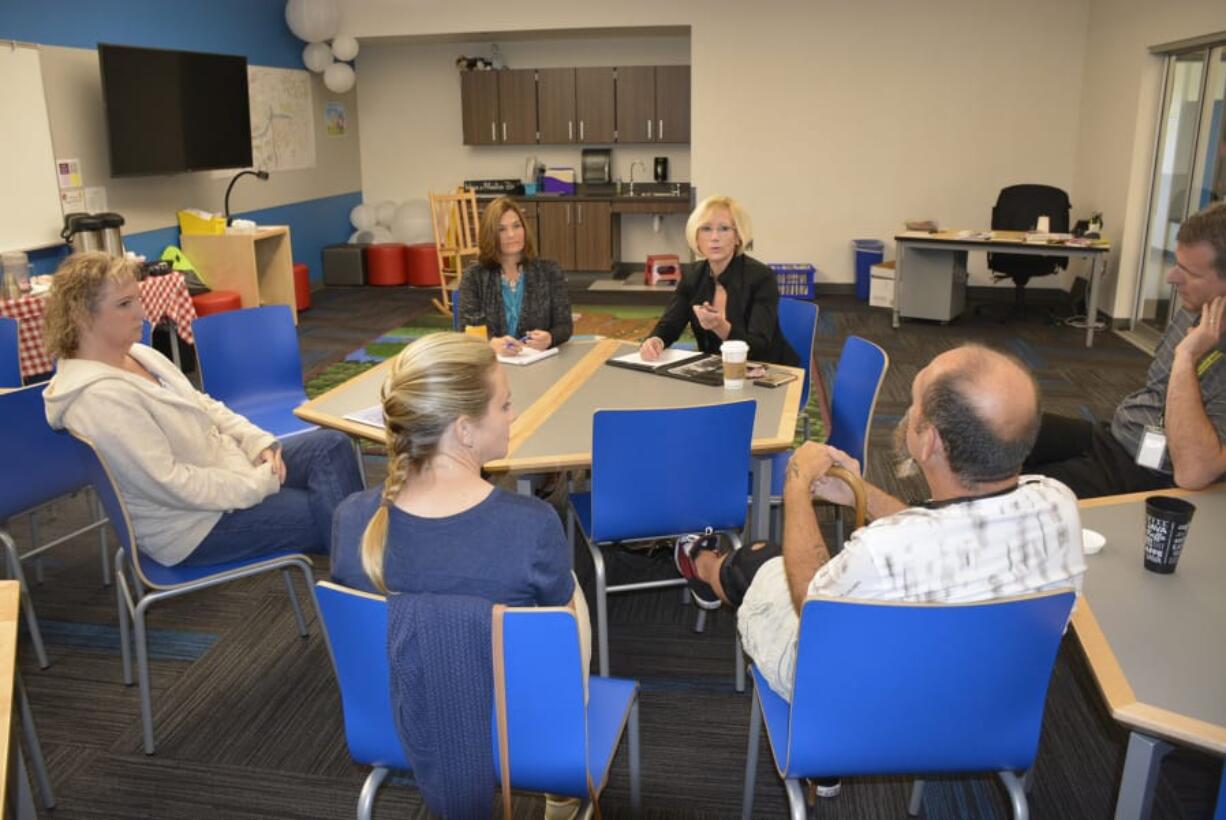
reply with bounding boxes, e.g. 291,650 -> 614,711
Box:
293,262 -> 312,312
365,243 -> 408,286
405,243 -> 441,287
191,290 -> 242,317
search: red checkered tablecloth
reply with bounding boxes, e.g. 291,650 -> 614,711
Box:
0,271 -> 198,378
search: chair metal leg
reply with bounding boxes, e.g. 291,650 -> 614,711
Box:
783,779 -> 807,820
998,771 -> 1029,820
116,551 -> 134,686
91,490 -> 111,587
1021,767 -> 1034,794
15,674 -> 53,809
358,766 -> 388,820
1,530 -> 49,670
908,779 -> 925,816
133,597 -> 157,754
628,696 -> 641,814
741,682 -> 762,820
282,570 -> 308,637
735,634 -> 746,693
588,541 -> 610,677
693,608 -> 706,634
28,515 -> 43,586
350,438 -> 368,490
7,733 -> 37,820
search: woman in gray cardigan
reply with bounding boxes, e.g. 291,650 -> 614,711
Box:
458,197 -> 573,355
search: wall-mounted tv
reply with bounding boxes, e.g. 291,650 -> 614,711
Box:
98,43 -> 253,177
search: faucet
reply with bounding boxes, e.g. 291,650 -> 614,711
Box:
627,160 -> 648,195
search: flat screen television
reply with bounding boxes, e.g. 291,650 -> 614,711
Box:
98,43 -> 253,176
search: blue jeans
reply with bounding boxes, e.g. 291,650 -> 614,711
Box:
183,429 -> 363,566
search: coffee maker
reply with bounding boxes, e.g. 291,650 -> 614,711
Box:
653,157 -> 669,182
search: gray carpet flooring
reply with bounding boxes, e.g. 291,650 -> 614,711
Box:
10,283 -> 1222,819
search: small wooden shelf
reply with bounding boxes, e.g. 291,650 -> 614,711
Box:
180,226 -> 297,324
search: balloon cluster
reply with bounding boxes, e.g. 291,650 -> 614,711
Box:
285,0 -> 358,93
348,200 -> 434,245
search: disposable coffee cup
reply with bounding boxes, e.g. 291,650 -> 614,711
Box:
1035,215 -> 1051,233
720,340 -> 749,389
1143,495 -> 1195,573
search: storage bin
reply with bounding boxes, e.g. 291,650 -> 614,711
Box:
769,263 -> 817,300
852,239 -> 885,301
177,209 -> 226,236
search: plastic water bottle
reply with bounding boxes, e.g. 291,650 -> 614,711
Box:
1,252 -> 30,299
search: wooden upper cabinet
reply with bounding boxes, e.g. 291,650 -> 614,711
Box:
655,65 -> 690,144
461,71 -> 499,145
497,69 -> 538,145
537,68 -> 576,144
575,67 -> 616,144
615,66 -> 656,144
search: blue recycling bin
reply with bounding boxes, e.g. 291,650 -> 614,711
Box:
852,239 -> 885,301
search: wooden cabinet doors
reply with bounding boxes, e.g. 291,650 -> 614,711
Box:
655,65 -> 690,144
498,69 -> 537,145
576,67 -> 616,144
461,71 -> 499,145
574,201 -> 612,271
615,66 -> 656,144
537,68 -> 576,144
537,202 -> 575,270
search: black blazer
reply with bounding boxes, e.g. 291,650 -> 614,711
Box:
458,258 -> 573,347
647,254 -> 799,366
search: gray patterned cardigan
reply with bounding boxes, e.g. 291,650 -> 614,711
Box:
458,258 -> 573,346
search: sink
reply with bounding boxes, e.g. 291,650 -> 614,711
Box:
621,183 -> 686,198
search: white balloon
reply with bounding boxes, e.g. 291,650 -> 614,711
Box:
375,200 -> 397,228
350,204 -> 375,231
392,201 -> 433,243
349,229 -> 374,244
323,61 -> 356,94
370,226 -> 393,244
284,0 -> 341,43
302,42 -> 332,73
331,35 -> 359,62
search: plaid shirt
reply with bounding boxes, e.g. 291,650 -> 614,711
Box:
1111,308 -> 1226,473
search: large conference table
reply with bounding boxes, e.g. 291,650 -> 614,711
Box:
1073,486 -> 1226,820
295,338 -> 805,541
893,230 -> 1111,346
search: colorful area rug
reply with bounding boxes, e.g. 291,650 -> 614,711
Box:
304,304 -> 824,447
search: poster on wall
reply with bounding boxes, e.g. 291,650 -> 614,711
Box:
324,102 -> 347,136
247,66 -> 316,172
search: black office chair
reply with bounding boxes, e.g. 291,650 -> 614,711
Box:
982,184 -> 1071,322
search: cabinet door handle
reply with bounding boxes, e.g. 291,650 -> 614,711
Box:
579,120 -> 585,141
647,119 -> 652,140
568,121 -> 573,141
490,122 -> 496,142
658,119 -> 664,141
502,122 -> 507,141
577,204 -> 583,225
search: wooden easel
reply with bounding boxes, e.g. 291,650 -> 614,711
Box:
428,189 -> 481,316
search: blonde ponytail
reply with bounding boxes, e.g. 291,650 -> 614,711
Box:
357,332 -> 497,592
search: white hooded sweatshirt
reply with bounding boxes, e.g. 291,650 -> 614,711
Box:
44,344 -> 280,565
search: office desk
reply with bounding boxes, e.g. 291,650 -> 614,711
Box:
1073,486 -> 1226,820
893,231 -> 1111,346
295,339 -> 804,540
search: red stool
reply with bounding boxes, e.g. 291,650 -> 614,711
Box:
292,262 -> 312,312
365,243 -> 408,286
191,290 -> 242,317
405,243 -> 441,287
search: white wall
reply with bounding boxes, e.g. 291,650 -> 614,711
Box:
356,33 -> 693,263
1073,0 -> 1226,319
345,0 -> 1091,289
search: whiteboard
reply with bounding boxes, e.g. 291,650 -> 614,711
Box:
0,45 -> 63,254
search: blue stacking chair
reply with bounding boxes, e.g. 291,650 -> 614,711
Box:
315,581 -> 641,820
77,435 -> 318,754
451,292 -> 461,330
0,385 -> 112,669
139,318 -> 152,347
741,590 -> 1077,820
1,316 -> 21,387
776,298 -> 819,440
568,401 -> 756,679
193,305 -> 317,438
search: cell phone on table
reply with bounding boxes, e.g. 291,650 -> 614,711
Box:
753,371 -> 797,388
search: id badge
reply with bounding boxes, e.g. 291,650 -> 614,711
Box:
1135,425 -> 1167,470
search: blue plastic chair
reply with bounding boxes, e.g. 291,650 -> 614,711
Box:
568,401 -> 756,679
0,316 -> 21,387
192,305 -> 317,438
741,590 -> 1077,820
0,385 -> 111,669
776,298 -> 818,439
314,581 -> 641,819
140,318 -> 152,347
77,434 -> 318,754
451,291 -> 461,330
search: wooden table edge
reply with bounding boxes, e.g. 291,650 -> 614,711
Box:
0,580 -> 21,807
1077,483 -> 1226,509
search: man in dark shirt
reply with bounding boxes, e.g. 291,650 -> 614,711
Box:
1025,202 -> 1226,497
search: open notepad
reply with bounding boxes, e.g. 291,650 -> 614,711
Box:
343,404 -> 384,429
497,346 -> 560,366
606,348 -> 703,372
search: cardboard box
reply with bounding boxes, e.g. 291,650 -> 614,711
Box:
869,260 -> 896,309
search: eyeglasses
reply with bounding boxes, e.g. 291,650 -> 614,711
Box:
697,224 -> 736,236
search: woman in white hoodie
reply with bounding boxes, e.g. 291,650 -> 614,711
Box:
42,252 -> 362,567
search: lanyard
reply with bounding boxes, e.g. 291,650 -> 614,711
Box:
1196,350 -> 1222,379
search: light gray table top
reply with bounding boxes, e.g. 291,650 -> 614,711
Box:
1076,487 -> 1226,753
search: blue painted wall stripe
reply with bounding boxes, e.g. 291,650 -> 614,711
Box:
0,0 -> 304,69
